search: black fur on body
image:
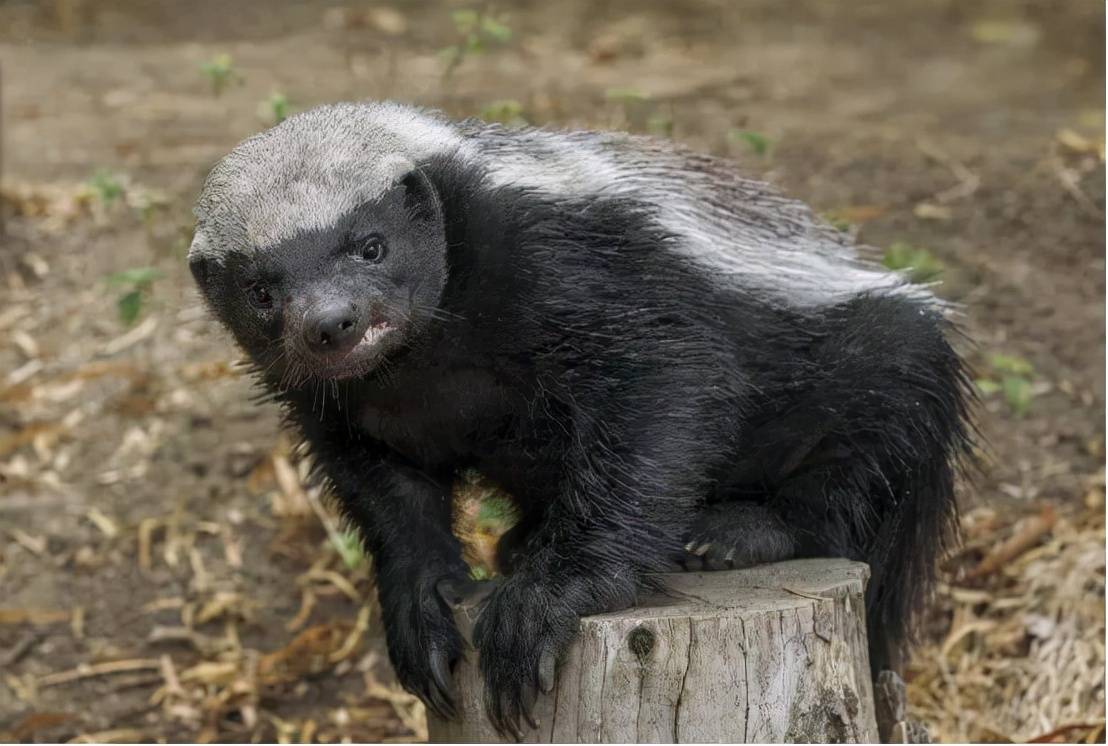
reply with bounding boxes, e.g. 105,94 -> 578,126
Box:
189,102 -> 974,738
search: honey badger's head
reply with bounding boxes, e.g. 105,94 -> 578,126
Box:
188,103 -> 455,382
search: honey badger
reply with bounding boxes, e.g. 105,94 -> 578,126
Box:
189,101 -> 973,737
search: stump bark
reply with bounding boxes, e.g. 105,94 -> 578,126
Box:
428,558 -> 878,743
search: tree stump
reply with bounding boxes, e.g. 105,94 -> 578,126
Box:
428,558 -> 878,743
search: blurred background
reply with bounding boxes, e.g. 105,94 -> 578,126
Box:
0,0 -> 1103,742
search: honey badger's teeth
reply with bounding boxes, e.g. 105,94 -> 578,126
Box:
360,321 -> 392,346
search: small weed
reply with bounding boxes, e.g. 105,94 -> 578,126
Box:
329,529 -> 365,571
260,92 -> 291,125
728,129 -> 773,157
882,241 -> 944,284
480,99 -> 527,127
87,169 -> 125,206
200,53 -> 242,97
105,267 -> 162,325
822,212 -> 855,233
976,352 -> 1036,417
440,8 -> 512,80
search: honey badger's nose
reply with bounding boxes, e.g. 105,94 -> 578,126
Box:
305,302 -> 360,354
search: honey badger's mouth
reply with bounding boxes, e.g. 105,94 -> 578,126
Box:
297,320 -> 396,381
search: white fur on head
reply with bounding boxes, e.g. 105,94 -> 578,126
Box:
190,102 -> 468,262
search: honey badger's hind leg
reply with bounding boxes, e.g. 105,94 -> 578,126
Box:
678,502 -> 798,571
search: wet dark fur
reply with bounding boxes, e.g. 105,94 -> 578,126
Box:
197,151 -> 973,738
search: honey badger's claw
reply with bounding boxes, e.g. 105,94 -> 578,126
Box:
538,646 -> 557,693
521,681 -> 539,729
429,648 -> 456,716
474,578 -> 578,740
383,571 -> 467,723
680,503 -> 799,572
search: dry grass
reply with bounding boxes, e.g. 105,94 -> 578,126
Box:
907,473 -> 1106,743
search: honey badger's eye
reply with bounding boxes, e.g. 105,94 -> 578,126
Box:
247,283 -> 274,309
356,234 -> 388,263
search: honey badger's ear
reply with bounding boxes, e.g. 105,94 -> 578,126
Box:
399,165 -> 444,226
188,230 -> 214,285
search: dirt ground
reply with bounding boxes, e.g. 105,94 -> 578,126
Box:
0,0 -> 1104,742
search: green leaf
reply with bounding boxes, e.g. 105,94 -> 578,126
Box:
464,32 -> 486,54
974,378 -> 1001,396
469,565 -> 491,581
88,169 -> 125,205
265,92 -> 290,124
330,529 -> 365,571
117,289 -> 144,325
451,8 -> 479,31
1001,375 -> 1034,417
989,353 -> 1034,378
882,241 -> 944,284
728,130 -> 772,156
480,99 -> 527,126
822,212 -> 854,232
200,53 -> 238,96
480,16 -> 512,43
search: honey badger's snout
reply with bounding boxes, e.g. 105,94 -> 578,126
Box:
291,292 -> 397,379
304,300 -> 362,356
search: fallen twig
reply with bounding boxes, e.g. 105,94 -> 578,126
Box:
967,505 -> 1056,579
917,138 -> 981,204
38,659 -> 162,688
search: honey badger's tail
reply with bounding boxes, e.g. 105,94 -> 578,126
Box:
858,430 -> 970,674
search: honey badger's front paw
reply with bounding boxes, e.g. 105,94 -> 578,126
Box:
680,501 -> 797,571
473,578 -> 579,740
380,570 -> 469,720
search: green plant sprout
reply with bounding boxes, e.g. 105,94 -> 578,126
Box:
976,352 -> 1036,417
105,267 -> 162,325
87,169 -> 125,206
200,53 -> 242,97
480,99 -> 527,127
330,528 -> 366,571
728,129 -> 773,157
440,8 -> 513,80
822,211 -> 855,233
882,241 -> 944,284
261,92 -> 291,125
